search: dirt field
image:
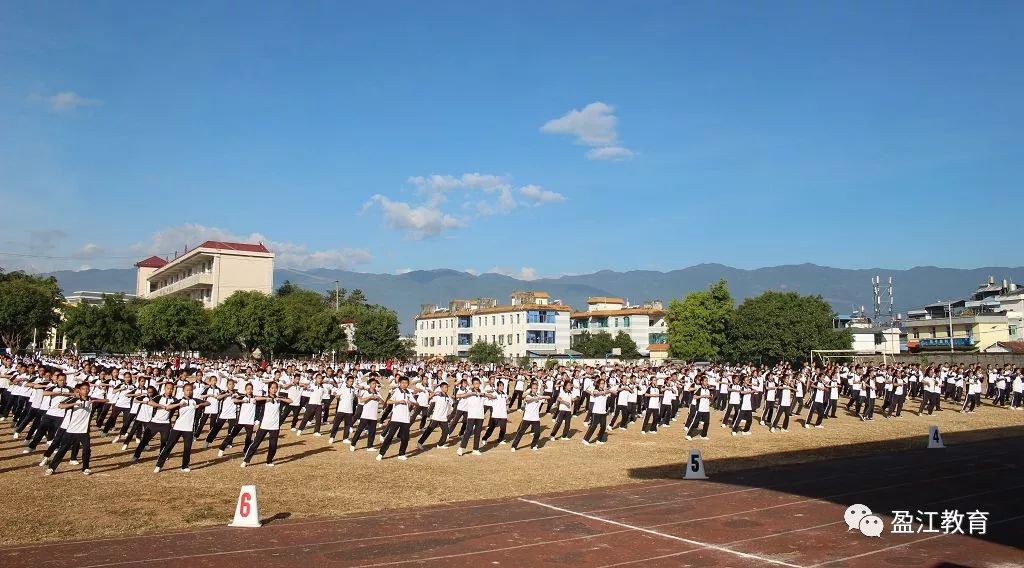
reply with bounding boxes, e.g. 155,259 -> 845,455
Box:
2,401 -> 1022,546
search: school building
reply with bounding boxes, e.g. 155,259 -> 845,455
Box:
413,291 -> 573,359
569,297 -> 668,356
904,276 -> 1018,352
134,240 -> 275,308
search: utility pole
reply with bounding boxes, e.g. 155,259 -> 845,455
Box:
947,300 -> 955,353
334,280 -> 340,311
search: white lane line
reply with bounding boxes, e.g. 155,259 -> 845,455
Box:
519,498 -> 804,568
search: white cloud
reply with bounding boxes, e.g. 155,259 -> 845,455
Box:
541,101 -> 634,161
365,195 -> 465,240
463,268 -> 480,276
585,146 -> 635,161
32,91 -> 102,113
395,268 -> 413,275
131,223 -> 371,270
488,266 -> 539,281
519,185 -> 566,205
75,243 -> 103,258
369,173 -> 565,238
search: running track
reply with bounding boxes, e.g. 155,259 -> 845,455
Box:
2,436 -> 1022,568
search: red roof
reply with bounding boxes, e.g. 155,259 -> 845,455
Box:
135,256 -> 168,268
994,341 -> 1024,354
197,240 -> 271,253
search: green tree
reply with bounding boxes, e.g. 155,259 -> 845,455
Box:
210,291 -> 284,356
278,289 -> 347,354
466,340 -> 505,364
572,331 -> 616,358
62,294 -> 139,353
613,331 -> 642,359
666,278 -> 733,361
728,290 -> 851,364
0,271 -> 64,352
276,280 -> 300,297
353,306 -> 405,360
136,296 -> 212,353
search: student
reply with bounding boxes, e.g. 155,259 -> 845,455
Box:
241,382 -> 293,467
731,379 -> 754,436
449,378 -> 470,436
417,382 -> 454,450
46,383 -> 108,476
721,378 -> 741,429
124,386 -> 158,451
482,381 -> 509,445
510,374 -> 526,411
510,381 -> 544,451
804,378 -> 827,428
350,379 -> 384,452
760,376 -> 777,426
193,376 -> 221,438
131,382 -> 176,463
218,383 -> 257,457
202,379 -> 237,449
281,379 -> 303,431
549,380 -> 577,441
376,376 -> 416,461
582,379 -> 610,445
154,383 -> 210,473
101,374 -> 135,438
296,374 -> 327,436
641,382 -> 660,434
457,377 -> 492,455
328,375 -> 357,444
610,380 -> 632,430
860,372 -> 877,421
24,373 -> 72,454
684,377 -> 713,440
770,378 -> 794,432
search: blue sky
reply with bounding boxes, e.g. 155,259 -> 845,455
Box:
2,2 -> 1021,277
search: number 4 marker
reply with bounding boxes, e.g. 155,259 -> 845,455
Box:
928,426 -> 945,449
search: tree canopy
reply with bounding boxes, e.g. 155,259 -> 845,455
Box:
136,296 -> 212,353
353,305 -> 405,360
61,294 -> 139,353
0,271 -> 64,351
666,278 -> 733,361
210,290 -> 284,356
466,340 -> 505,364
572,331 -> 615,358
727,290 -> 850,364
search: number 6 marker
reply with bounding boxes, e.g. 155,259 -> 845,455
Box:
230,485 -> 262,527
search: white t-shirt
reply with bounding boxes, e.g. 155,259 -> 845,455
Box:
261,399 -> 283,430
523,393 -> 543,422
172,398 -> 200,432
390,389 -> 413,424
465,390 -> 486,419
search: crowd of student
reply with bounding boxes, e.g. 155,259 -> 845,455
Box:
1,354 -> 1021,475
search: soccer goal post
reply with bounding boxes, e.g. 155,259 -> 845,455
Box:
810,349 -> 884,366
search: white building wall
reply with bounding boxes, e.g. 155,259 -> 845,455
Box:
414,307 -> 571,359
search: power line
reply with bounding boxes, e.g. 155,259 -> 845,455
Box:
0,251 -> 175,261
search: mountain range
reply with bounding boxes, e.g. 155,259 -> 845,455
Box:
42,264 -> 1024,334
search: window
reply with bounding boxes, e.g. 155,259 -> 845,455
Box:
1010,325 -> 1019,337
492,316 -> 496,325
492,335 -> 496,343
429,337 -> 435,347
623,316 -> 630,327
501,315 -> 505,325
508,334 -> 513,344
526,330 -> 556,344
499,335 -> 505,345
516,334 -> 520,344
431,321 -> 435,330
913,330 -> 920,339
517,314 -> 521,324
614,318 -> 619,328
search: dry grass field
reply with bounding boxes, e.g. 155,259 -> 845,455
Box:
1,401 -> 1022,546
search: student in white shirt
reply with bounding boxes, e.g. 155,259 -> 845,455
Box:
328,375 -> 357,444
770,377 -> 794,432
417,382 -> 454,450
457,377 -> 493,455
201,379 -> 237,449
510,380 -> 544,451
242,382 -> 293,467
482,381 -> 510,445
124,386 -> 158,453
219,383 -> 257,457
731,379 -> 755,436
154,383 -> 210,473
376,376 -> 416,461
550,380 -> 577,441
132,382 -> 176,463
47,382 -> 110,475
641,383 -> 661,434
25,373 -> 72,453
296,375 -> 327,436
350,379 -> 384,452
684,376 -> 713,440
582,379 -> 610,445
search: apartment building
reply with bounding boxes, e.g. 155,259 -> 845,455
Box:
134,240 -> 274,308
569,297 -> 667,355
904,276 -> 1015,352
414,291 -> 572,358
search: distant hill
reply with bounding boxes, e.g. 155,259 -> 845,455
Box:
43,264 -> 1024,333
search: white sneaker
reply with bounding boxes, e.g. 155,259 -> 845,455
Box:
295,431 -> 302,436
700,436 -> 709,440
241,462 -> 248,468
70,460 -> 80,466
21,448 -> 29,454
349,445 -> 356,452
731,431 -> 737,436
510,447 -> 517,452
397,455 -> 408,461
640,431 -> 647,435
218,450 -> 225,457
153,466 -> 161,473
328,438 -> 335,444
742,432 -> 751,436
342,439 -> 351,445
375,454 -> 382,461
472,450 -> 481,456
39,458 -> 48,467
595,441 -> 605,445
685,435 -> 693,440
45,468 -> 53,476
12,433 -> 18,439
365,448 -> 375,452
770,428 -> 776,433
782,429 -> 788,433
814,425 -> 825,429
313,433 -> 322,437
457,448 -> 464,456
181,468 -> 190,473
498,441 -> 506,445
266,463 -> 275,467
582,440 -> 590,446
531,447 -> 539,451
121,444 -> 129,451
